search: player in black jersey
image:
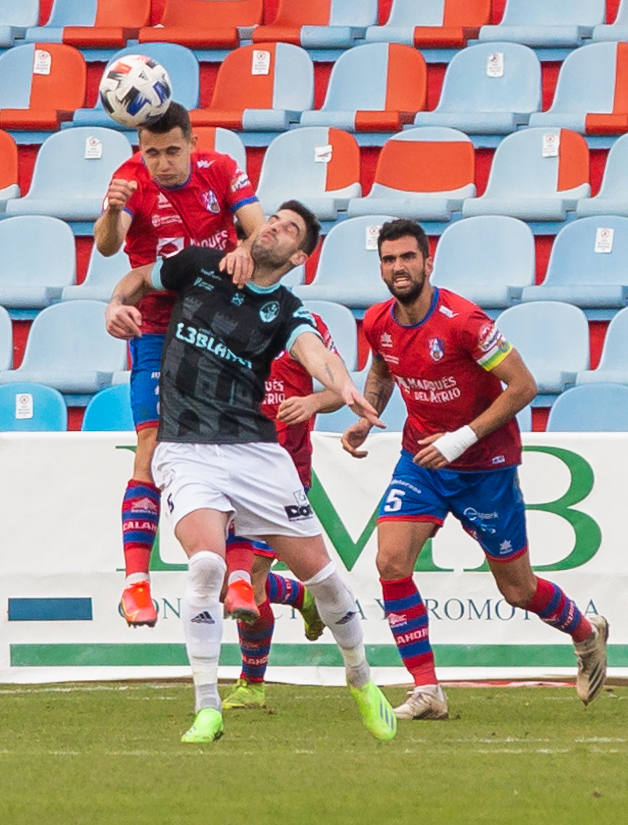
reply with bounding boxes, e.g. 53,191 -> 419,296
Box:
106,201 -> 398,744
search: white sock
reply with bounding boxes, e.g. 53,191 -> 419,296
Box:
125,572 -> 149,586
182,551 -> 226,713
304,561 -> 370,688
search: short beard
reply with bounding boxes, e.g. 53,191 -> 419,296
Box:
251,239 -> 289,269
388,278 -> 425,305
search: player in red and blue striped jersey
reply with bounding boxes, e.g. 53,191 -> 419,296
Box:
342,218 -> 609,719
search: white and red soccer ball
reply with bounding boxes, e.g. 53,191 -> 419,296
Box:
99,54 -> 172,128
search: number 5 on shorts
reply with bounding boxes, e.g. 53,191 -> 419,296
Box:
383,488 -> 405,513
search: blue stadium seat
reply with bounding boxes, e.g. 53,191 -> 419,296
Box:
593,0 -> 628,41
496,302 -> 589,396
479,0 -> 605,48
520,216 -> 628,312
0,305 -> 12,370
462,127 -> 590,221
431,216 -> 535,309
576,133 -> 628,217
252,0 -> 378,49
315,376 -> 406,433
81,384 -> 134,431
293,215 -> 393,310
0,0 -> 39,47
61,245 -> 128,303
348,127 -> 475,221
0,216 -> 75,313
414,42 -> 541,135
546,383 -> 628,431
0,382 -> 67,431
516,405 -> 532,432
365,0 -> 490,47
5,127 -> 132,220
194,127 -> 248,172
256,127 -> 361,220
301,299 -> 359,371
0,300 -> 127,396
576,307 -> 628,385
300,42 -> 426,132
528,43 -> 628,134
71,43 -> 200,129
24,0 -> 149,48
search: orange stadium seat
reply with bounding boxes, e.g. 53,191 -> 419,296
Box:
300,43 -> 426,132
189,43 -> 313,131
0,42 -> 86,131
138,0 -> 263,49
0,129 -> 19,205
365,0 -> 491,48
23,0 -> 150,49
347,127 -> 475,221
252,0 -> 378,49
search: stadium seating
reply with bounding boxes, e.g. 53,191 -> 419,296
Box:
593,0 -> 628,41
302,300 -> 359,370
0,128 -> 19,208
528,43 -> 628,135
193,127 -> 247,172
576,307 -> 628,385
0,306 -> 12,370
81,384 -> 134,431
478,0 -> 605,48
0,300 -> 127,396
496,302 -> 589,396
5,127 -> 132,220
347,127 -> 475,221
0,0 -> 39,47
252,0 -> 378,49
516,405 -> 532,432
138,0 -> 263,49
256,127 -> 361,220
462,127 -> 590,221
299,43 -> 426,132
365,0 -> 491,48
71,43 -> 200,129
0,382 -> 67,431
292,215 -> 392,309
23,0 -> 150,48
520,216 -> 628,311
0,42 -> 86,131
431,216 -> 535,308
414,42 -> 541,134
576,133 -> 628,217
189,43 -> 313,131
546,383 -> 628,431
60,245 -> 128,304
0,216 -> 76,313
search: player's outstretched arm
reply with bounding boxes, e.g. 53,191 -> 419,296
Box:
94,178 -> 136,256
290,332 -> 385,430
105,263 -> 153,340
341,358 -> 395,459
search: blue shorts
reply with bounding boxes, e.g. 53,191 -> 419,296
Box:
129,334 -> 164,430
378,450 -> 528,562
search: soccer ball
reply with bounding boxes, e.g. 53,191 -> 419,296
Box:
99,54 -> 172,128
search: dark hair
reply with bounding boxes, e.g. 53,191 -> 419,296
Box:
377,218 -> 430,261
138,101 -> 192,141
278,199 -> 321,256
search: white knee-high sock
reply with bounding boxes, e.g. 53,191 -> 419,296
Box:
304,561 -> 370,688
182,551 -> 226,712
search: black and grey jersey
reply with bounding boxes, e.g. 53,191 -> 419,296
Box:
151,246 -> 320,444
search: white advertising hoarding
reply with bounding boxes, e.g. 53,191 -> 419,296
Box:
0,431 -> 625,684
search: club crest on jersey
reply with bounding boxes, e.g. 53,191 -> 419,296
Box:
259,300 -> 280,323
428,337 -> 445,361
380,332 -> 393,348
231,292 -> 245,306
201,189 -> 220,214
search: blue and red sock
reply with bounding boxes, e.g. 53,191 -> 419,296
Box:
380,576 -> 437,685
121,479 -> 160,577
238,598 -> 275,683
525,577 -> 592,642
266,572 -> 305,610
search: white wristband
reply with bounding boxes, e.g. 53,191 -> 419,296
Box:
432,425 -> 478,463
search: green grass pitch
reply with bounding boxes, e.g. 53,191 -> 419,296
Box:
0,681 -> 626,825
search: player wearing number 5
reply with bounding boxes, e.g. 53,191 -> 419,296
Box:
341,219 -> 609,719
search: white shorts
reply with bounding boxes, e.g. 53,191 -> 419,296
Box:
152,441 -> 322,539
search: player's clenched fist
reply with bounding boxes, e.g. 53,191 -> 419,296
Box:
104,178 -> 138,212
